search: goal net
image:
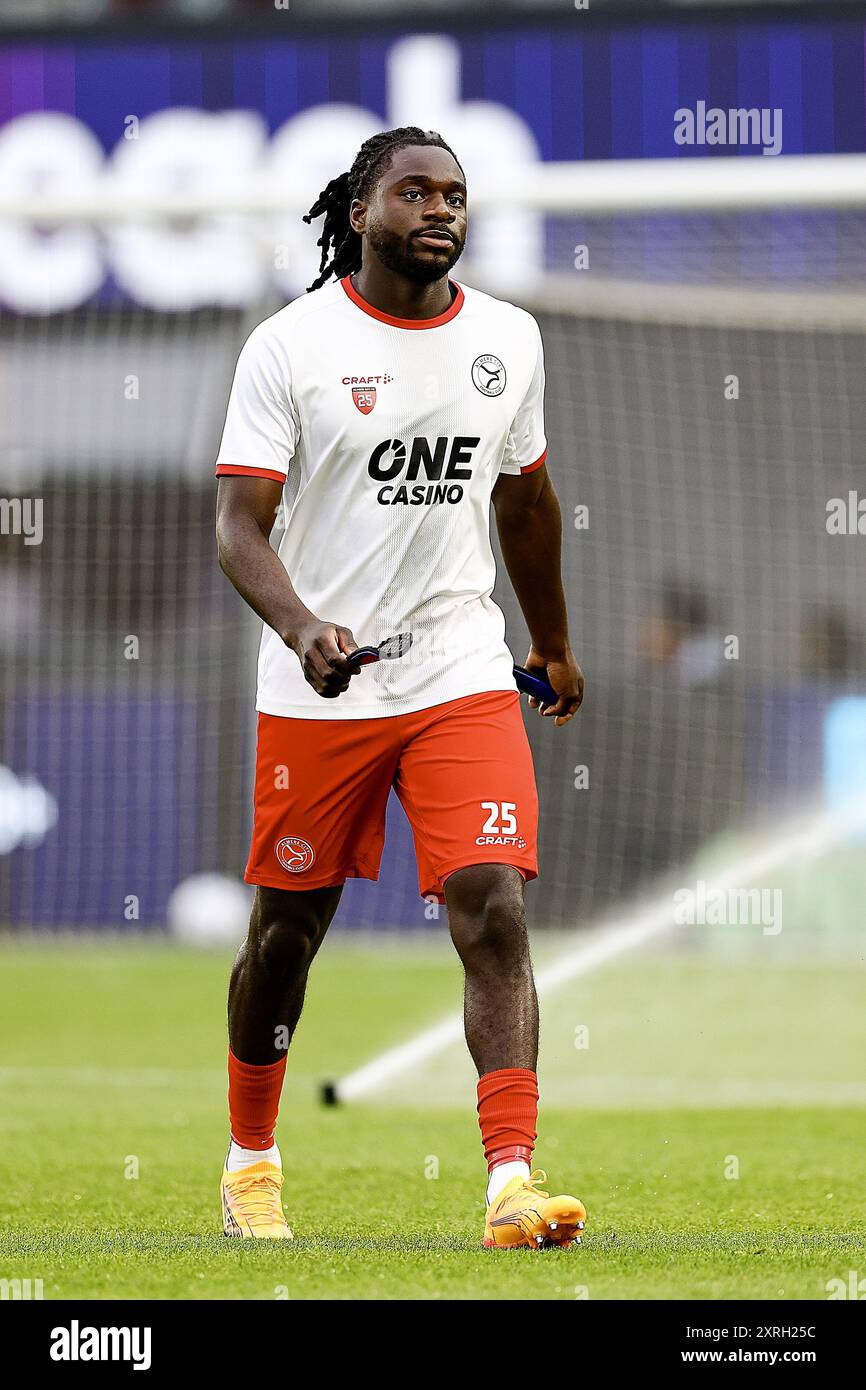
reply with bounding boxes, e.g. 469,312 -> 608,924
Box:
3,155 -> 866,932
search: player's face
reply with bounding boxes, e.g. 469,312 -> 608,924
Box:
360,145 -> 467,284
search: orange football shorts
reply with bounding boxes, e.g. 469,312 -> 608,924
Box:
245,689 -> 538,903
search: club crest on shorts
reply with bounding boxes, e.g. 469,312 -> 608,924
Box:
352,386 -> 376,414
471,355 -> 506,397
275,836 -> 315,873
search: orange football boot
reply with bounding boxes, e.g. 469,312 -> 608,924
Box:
484,1169 -> 587,1250
220,1160 -> 293,1239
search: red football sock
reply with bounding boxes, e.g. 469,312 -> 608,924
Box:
227,1049 -> 287,1150
476,1067 -> 539,1172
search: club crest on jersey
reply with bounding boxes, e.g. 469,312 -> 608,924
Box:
471,354 -> 506,397
352,386 -> 376,414
276,836 -> 315,874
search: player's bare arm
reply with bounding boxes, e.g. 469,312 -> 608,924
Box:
216,473 -> 360,698
492,462 -> 584,726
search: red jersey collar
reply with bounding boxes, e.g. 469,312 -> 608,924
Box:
341,273 -> 464,329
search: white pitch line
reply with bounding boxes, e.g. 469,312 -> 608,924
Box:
334,797 -> 864,1103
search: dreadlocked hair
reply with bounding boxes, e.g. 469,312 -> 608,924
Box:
302,126 -> 463,292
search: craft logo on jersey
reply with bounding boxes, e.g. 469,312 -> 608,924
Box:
343,373 -> 393,414
275,835 -> 315,874
471,354 -> 506,397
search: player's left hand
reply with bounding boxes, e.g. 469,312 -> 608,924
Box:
523,645 -> 584,726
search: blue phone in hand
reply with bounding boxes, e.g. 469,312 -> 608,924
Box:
513,665 -> 558,706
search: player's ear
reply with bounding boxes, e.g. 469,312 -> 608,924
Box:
349,198 -> 367,236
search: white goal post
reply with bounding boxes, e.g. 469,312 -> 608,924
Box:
4,152 -> 866,221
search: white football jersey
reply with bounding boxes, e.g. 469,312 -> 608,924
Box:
215,273 -> 547,719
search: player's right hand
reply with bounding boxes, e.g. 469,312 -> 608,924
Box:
290,620 -> 361,698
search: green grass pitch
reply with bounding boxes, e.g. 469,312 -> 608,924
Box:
1,935 -> 864,1300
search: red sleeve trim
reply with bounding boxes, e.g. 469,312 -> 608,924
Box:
215,465 -> 286,483
519,446 -> 548,475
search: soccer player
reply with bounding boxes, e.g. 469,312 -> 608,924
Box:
215,126 -> 586,1248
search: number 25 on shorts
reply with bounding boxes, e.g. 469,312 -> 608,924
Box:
477,801 -> 525,849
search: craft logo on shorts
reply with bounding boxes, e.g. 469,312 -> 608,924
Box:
276,836 -> 315,874
471,355 -> 506,397
475,834 -> 526,849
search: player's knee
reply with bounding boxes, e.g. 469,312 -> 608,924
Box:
249,891 -> 325,980
448,869 -> 527,965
